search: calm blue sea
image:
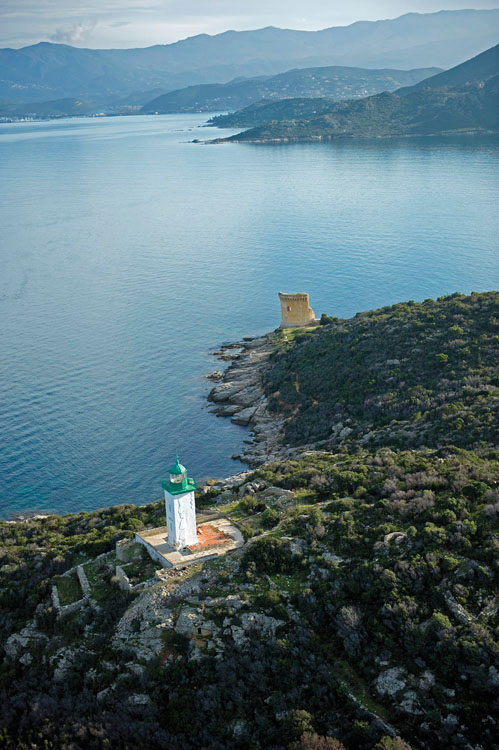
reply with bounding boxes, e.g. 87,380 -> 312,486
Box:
0,114 -> 498,518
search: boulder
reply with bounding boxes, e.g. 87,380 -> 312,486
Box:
399,690 -> 423,715
375,667 -> 407,697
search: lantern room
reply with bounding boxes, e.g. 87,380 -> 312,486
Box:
161,456 -> 197,496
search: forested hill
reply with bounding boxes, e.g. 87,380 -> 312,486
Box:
264,291 -> 499,450
1,10 -> 498,103
141,65 -> 440,114
215,45 -> 499,142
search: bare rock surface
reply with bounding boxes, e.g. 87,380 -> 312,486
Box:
207,333 -> 288,467
113,585 -> 174,660
375,667 -> 407,697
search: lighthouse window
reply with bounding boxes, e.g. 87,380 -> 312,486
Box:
171,474 -> 184,483
287,306 -> 292,311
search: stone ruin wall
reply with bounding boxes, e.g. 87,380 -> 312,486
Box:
278,292 -> 316,328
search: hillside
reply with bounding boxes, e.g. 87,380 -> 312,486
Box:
210,97 -> 340,128
399,40 -> 499,93
1,10 -> 498,103
1,291 -> 499,749
216,45 -> 499,142
263,292 -> 499,450
141,65 -> 441,115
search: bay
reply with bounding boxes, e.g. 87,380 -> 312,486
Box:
0,114 -> 498,518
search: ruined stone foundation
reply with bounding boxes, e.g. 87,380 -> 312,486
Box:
278,292 -> 316,328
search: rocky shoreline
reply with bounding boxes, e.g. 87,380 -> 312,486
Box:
206,333 -> 296,467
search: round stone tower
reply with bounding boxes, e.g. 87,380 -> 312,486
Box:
278,292 -> 316,328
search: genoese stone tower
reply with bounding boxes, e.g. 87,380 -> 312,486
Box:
161,456 -> 198,549
278,292 -> 316,328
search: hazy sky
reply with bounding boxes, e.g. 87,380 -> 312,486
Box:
2,1 -> 499,49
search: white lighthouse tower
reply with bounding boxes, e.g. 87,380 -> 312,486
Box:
161,456 -> 198,549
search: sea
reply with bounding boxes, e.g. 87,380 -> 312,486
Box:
1,114 -> 498,518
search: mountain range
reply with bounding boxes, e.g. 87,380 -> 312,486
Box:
141,65 -> 441,115
1,10 -> 498,105
214,44 -> 499,142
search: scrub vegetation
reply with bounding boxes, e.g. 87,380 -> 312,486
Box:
1,291 -> 498,750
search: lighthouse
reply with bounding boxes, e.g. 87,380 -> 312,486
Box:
161,457 -> 198,549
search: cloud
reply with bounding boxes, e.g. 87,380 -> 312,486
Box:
49,19 -> 98,44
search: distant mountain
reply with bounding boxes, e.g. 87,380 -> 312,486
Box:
141,65 -> 441,114
217,45 -> 499,143
0,10 -> 498,103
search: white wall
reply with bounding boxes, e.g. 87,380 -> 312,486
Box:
164,489 -> 197,548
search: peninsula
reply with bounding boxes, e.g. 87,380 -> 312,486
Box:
211,45 -> 499,143
1,291 -> 498,750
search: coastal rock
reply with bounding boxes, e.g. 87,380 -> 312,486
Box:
244,338 -> 268,349
208,382 -> 247,402
231,407 -> 257,426
229,386 -> 263,407
206,333 -> 287,466
210,403 -> 243,417
225,370 -> 260,384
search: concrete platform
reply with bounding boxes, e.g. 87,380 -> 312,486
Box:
135,518 -> 244,569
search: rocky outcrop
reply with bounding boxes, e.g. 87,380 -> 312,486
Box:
4,625 -> 47,660
375,667 -> 407,697
207,335 -> 289,466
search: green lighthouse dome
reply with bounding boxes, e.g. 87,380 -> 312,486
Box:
162,455 -> 197,495
168,456 -> 187,475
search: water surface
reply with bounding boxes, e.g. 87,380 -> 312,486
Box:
1,115 -> 498,517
